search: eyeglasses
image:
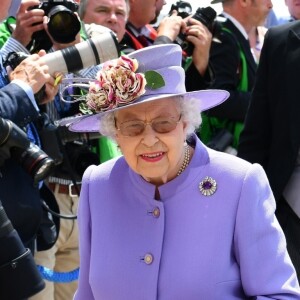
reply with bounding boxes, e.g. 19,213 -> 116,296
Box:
116,114 -> 182,137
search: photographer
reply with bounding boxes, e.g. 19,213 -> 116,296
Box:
0,0 -> 58,259
0,1 -> 58,299
198,0 -> 273,152
119,0 -> 214,91
119,0 -> 185,52
1,1 -> 123,299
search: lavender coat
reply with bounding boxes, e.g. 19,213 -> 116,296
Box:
74,134 -> 300,299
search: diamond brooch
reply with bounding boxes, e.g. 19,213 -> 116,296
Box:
199,176 -> 217,196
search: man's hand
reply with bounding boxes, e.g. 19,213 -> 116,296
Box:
156,10 -> 186,42
185,18 -> 212,76
12,0 -> 45,47
38,79 -> 59,105
8,50 -> 59,104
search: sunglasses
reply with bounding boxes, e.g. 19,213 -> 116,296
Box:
116,114 -> 182,137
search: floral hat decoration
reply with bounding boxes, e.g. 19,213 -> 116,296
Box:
79,55 -> 164,114
61,44 -> 229,132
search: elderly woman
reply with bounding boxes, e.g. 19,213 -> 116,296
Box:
69,44 -> 300,299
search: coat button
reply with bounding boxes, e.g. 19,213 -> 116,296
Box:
152,207 -> 160,218
143,253 -> 154,265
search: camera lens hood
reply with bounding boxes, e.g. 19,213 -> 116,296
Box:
48,5 -> 81,43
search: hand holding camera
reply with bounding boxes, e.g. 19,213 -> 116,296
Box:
156,10 -> 186,42
7,49 -> 59,104
33,0 -> 80,44
12,0 -> 45,49
12,0 -> 81,53
185,18 -> 212,76
174,6 -> 217,57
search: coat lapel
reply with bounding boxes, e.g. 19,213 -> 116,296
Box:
223,19 -> 257,74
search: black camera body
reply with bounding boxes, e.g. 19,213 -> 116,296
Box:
37,0 -> 79,16
0,114 -> 98,185
30,0 -> 81,51
169,0 -> 192,19
37,113 -> 100,180
169,1 -> 192,19
175,6 -> 217,56
191,7 -> 217,35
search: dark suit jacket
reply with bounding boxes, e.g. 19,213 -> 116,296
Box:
238,21 -> 300,202
0,80 -> 42,250
207,17 -> 257,122
0,83 -> 39,125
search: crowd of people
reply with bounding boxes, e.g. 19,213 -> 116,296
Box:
1,0 -> 300,299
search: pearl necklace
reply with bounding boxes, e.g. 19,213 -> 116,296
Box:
177,145 -> 191,176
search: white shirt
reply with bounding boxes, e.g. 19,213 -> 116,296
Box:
221,12 -> 248,40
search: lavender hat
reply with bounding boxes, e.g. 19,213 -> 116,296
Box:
67,44 -> 229,132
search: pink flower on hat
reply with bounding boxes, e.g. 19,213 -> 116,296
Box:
85,56 -> 147,113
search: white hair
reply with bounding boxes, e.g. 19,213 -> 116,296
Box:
178,96 -> 202,136
98,96 -> 203,141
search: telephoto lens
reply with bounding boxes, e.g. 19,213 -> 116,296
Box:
47,5 -> 81,43
42,29 -> 120,75
28,0 -> 81,52
5,27 -> 120,81
0,117 -> 55,185
32,0 -> 81,44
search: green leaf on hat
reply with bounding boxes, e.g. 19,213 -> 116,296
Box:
145,70 -> 165,90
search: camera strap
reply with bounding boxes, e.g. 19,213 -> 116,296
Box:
200,26 -> 249,150
125,30 -> 147,50
26,123 -> 41,148
221,27 -> 248,92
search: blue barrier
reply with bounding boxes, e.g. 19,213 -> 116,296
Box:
37,265 -> 79,283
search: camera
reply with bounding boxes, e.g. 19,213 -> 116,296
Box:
31,0 -> 81,48
175,6 -> 217,56
4,29 -> 119,180
169,1 -> 192,19
4,29 -> 120,101
64,142 -> 100,179
4,51 -> 46,103
0,117 -> 55,185
37,113 -> 100,180
0,200 -> 45,299
42,30 -> 120,75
